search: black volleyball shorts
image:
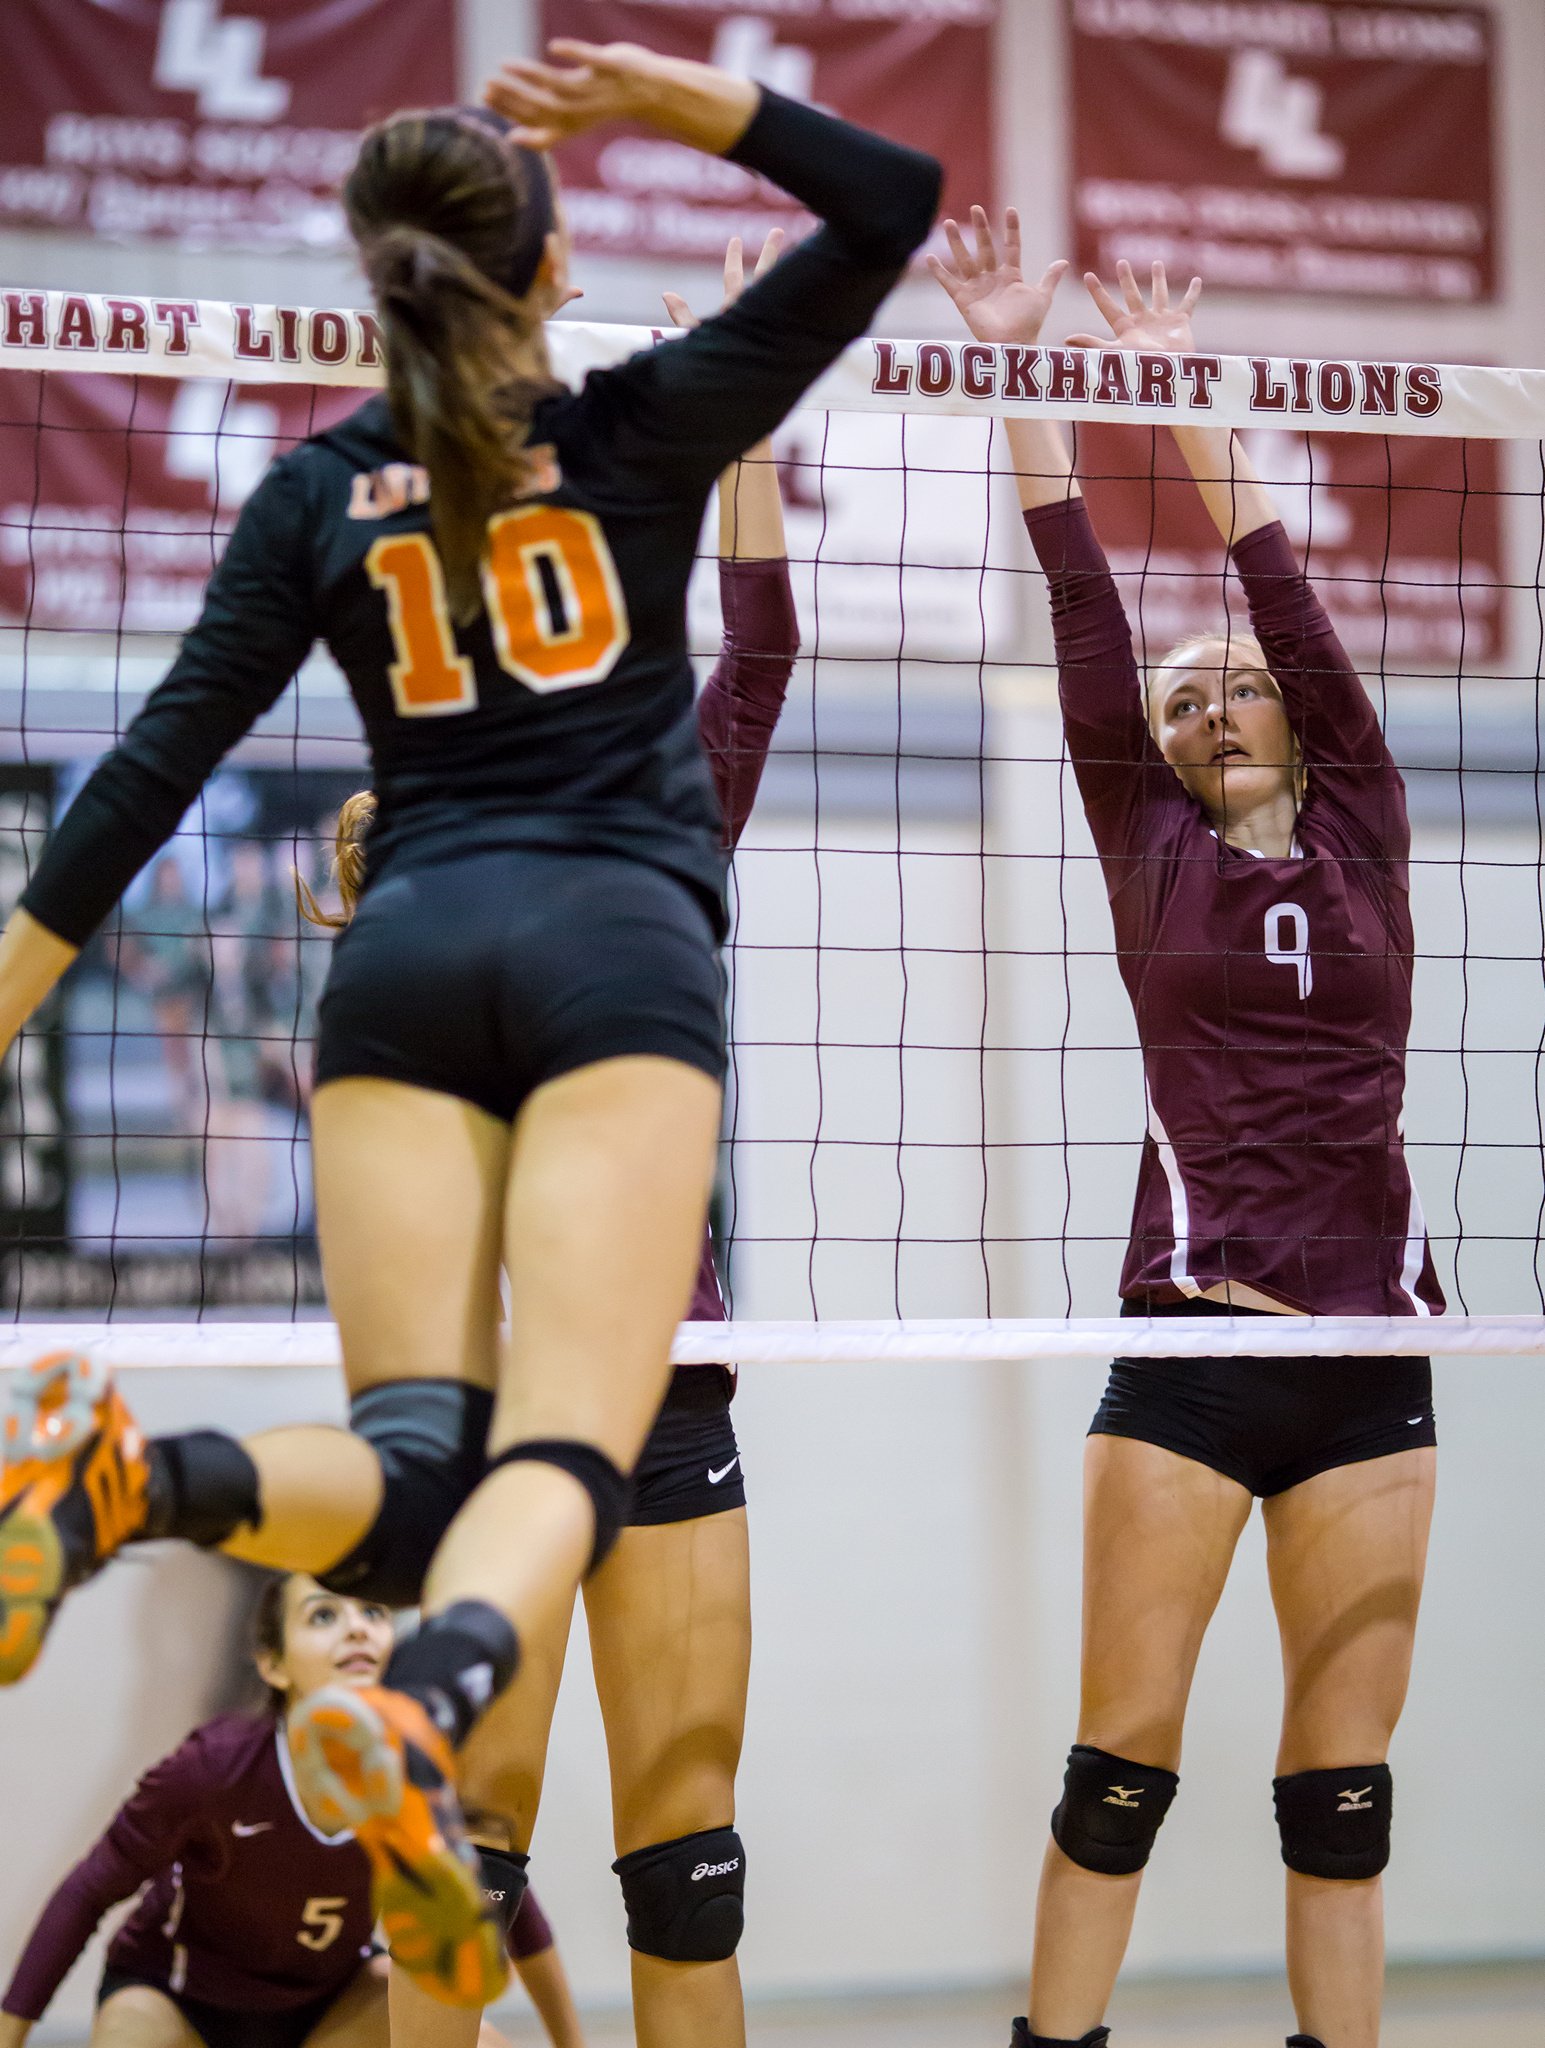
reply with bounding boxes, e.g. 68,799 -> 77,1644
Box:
315,848 -> 725,1121
1090,1299 -> 1437,1497
631,1365 -> 745,1524
98,1970 -> 350,2048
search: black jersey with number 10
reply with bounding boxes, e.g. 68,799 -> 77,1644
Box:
21,94 -> 940,951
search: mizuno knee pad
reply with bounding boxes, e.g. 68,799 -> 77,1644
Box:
1274,1764 -> 1392,1880
316,1380 -> 493,1608
613,1826 -> 745,1962
1051,1744 -> 1179,1876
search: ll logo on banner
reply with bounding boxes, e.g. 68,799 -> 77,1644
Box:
153,0 -> 291,121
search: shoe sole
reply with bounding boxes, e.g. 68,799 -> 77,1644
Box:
290,1686 -> 504,2008
0,1353 -> 104,1686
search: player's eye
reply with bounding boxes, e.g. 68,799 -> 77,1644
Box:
308,1603 -> 337,1627
362,1605 -> 389,1626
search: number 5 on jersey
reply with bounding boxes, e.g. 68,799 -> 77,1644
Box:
366,507 -> 629,717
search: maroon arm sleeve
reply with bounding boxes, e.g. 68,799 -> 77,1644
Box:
1230,520 -> 1405,847
3,1742 -> 204,2020
696,556 -> 800,850
506,1887 -> 555,1962
1022,499 -> 1157,853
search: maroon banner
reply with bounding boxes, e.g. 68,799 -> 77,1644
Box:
538,0 -> 994,263
0,371 -> 358,632
1,0 -> 456,251
1068,0 -> 1495,302
1077,426 -> 1503,669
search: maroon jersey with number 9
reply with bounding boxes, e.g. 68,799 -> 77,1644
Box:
1024,500 -> 1443,1318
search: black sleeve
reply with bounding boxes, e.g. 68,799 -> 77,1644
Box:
580,90 -> 941,490
21,458 -> 317,946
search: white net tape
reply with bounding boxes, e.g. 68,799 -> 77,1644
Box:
0,1317 -> 1541,1371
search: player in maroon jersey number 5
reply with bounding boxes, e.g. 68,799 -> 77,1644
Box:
934,220 -> 1439,2048
0,1577 -> 585,2048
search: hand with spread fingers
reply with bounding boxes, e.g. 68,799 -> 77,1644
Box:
484,39 -> 757,154
662,227 -> 786,329
1069,257 -> 1203,355
926,205 -> 1068,349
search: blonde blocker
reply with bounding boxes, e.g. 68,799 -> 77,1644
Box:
344,111 -> 561,622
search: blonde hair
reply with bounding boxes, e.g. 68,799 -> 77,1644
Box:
295,790 -> 377,930
1146,626 -> 1272,738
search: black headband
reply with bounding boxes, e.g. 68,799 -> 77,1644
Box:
458,104 -> 556,299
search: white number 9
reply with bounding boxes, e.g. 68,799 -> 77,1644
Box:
1265,902 -> 1313,1001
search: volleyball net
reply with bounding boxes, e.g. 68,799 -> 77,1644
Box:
2,288 -> 1544,1363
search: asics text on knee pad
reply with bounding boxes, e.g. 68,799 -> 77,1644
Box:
475,1844 -> 530,1942
487,1439 -> 632,1572
1051,1745 -> 1179,1876
1274,1764 -> 1392,1880
316,1381 -> 494,1608
613,1827 -> 746,1962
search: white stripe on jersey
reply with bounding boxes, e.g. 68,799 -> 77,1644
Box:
1146,1088 -> 1200,1298
1398,1157 -> 1433,1318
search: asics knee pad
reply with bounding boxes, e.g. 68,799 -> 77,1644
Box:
488,1439 -> 631,1573
316,1381 -> 493,1608
475,1845 -> 530,1943
1051,1745 -> 1179,1877
613,1826 -> 745,1962
1274,1764 -> 1392,1880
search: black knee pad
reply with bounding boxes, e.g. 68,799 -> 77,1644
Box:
488,1439 -> 632,1574
1010,2025 -> 1110,2047
316,1381 -> 493,1608
1274,1764 -> 1392,1880
1051,1745 -> 1179,1877
475,1845 -> 530,1944
613,1826 -> 745,1962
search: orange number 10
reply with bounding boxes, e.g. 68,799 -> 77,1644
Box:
367,508 -> 628,717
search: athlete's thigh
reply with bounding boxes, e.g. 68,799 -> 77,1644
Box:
1078,1432 -> 1253,1765
1264,1445 -> 1436,1773
92,1988 -> 204,2048
301,1958 -> 389,2048
494,1054 -> 722,1466
311,1077 -> 510,1395
458,1589 -> 577,1847
585,1509 -> 751,1855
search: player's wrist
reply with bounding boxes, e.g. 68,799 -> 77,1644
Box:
629,52 -> 759,153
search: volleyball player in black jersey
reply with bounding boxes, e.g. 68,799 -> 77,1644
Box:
0,41 -> 940,2006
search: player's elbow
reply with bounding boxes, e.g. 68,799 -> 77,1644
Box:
861,149 -> 943,266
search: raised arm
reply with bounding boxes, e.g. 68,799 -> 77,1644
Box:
663,233 -> 799,848
928,208 -> 1079,514
931,214 -> 1155,829
2,1743 -> 202,2027
488,45 -> 941,486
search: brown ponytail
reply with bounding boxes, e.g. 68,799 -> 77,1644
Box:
296,788 -> 378,930
344,112 -> 561,622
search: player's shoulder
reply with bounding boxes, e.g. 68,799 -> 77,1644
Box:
172,1711 -> 278,1793
298,393 -> 399,468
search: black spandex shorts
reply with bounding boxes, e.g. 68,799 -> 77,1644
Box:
315,848 -> 725,1120
1089,1298 -> 1436,1497
631,1365 -> 745,1524
98,1970 -> 350,2048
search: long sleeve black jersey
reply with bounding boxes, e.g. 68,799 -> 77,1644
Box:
21,94 -> 940,948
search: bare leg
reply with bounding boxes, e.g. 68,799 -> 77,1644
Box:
1028,1435 -> 1252,2039
90,1989 -> 203,2048
421,1057 -> 722,1643
511,1945 -> 588,2048
586,1509 -> 752,2048
387,1966 -> 514,2048
1265,1448 -> 1436,2048
219,1079 -> 509,1572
